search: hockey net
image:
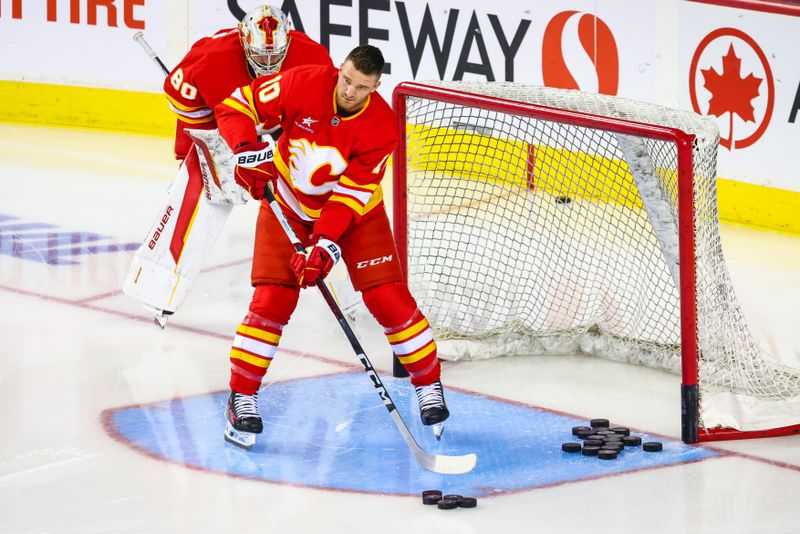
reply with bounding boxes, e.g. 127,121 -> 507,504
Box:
392,81 -> 800,442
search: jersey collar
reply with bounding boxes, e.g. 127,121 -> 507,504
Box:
332,86 -> 371,121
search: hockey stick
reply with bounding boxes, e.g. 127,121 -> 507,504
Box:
133,31 -> 170,76
130,31 -> 175,329
263,184 -> 476,475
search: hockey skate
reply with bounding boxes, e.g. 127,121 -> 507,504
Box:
223,391 -> 263,450
415,381 -> 450,440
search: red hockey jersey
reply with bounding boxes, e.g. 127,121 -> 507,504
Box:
164,29 -> 331,158
215,64 -> 397,226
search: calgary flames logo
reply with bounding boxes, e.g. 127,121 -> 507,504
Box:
286,139 -> 347,195
689,28 -> 774,150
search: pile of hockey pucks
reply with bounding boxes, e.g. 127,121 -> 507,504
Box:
422,490 -> 477,509
561,418 -> 663,460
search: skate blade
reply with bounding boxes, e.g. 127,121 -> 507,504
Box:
224,422 -> 256,450
144,306 -> 171,330
153,313 -> 169,329
432,422 -> 445,441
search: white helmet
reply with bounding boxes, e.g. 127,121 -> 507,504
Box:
238,5 -> 291,76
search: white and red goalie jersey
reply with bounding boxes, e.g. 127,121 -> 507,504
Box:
164,29 -> 332,159
123,30 -> 331,321
215,64 -> 397,234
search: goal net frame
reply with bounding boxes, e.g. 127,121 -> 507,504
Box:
391,81 -> 800,444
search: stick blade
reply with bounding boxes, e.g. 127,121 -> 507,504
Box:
415,451 -> 477,475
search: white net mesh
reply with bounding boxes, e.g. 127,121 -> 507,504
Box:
399,81 -> 800,432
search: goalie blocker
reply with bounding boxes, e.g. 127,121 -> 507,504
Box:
123,129 -> 252,326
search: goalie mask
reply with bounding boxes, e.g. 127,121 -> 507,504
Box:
239,5 -> 291,77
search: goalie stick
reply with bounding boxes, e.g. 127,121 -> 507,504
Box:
133,31 -> 170,76
262,183 -> 476,475
127,32 -> 248,328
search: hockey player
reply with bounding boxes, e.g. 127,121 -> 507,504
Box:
215,45 -> 450,449
123,5 -> 332,327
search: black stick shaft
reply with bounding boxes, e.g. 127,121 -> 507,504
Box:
263,186 -> 399,414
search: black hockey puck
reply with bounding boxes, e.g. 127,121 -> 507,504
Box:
623,436 -> 642,447
643,441 -> 663,452
586,434 -> 605,441
562,442 -> 582,453
611,427 -> 631,436
598,450 -> 618,460
583,439 -> 604,447
422,490 -> 443,505
572,425 -> 592,436
443,494 -> 463,501
576,429 -> 596,439
597,430 -> 617,436
458,496 -> 478,508
582,446 -> 601,456
600,444 -> 624,453
437,498 -> 459,510
590,419 -> 610,428
602,436 -> 624,444
555,195 -> 572,205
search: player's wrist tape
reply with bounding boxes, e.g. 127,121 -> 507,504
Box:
316,238 -> 342,265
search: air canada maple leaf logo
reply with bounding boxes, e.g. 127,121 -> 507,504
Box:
702,44 -> 762,130
689,28 -> 774,150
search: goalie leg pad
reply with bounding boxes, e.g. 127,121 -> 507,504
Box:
362,283 -> 441,386
123,150 -> 233,314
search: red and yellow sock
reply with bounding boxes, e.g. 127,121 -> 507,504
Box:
229,312 -> 283,394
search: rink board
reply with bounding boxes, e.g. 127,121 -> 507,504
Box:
104,372 -> 718,496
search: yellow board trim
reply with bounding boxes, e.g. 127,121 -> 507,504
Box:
409,124 -> 640,208
407,123 -> 800,234
0,80 -> 173,136
717,179 -> 800,234
1,81 -> 797,234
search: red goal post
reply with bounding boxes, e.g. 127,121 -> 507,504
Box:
391,81 -> 800,443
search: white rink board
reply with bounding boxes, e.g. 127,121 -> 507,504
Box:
189,0 -> 659,104
0,1 -> 171,91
